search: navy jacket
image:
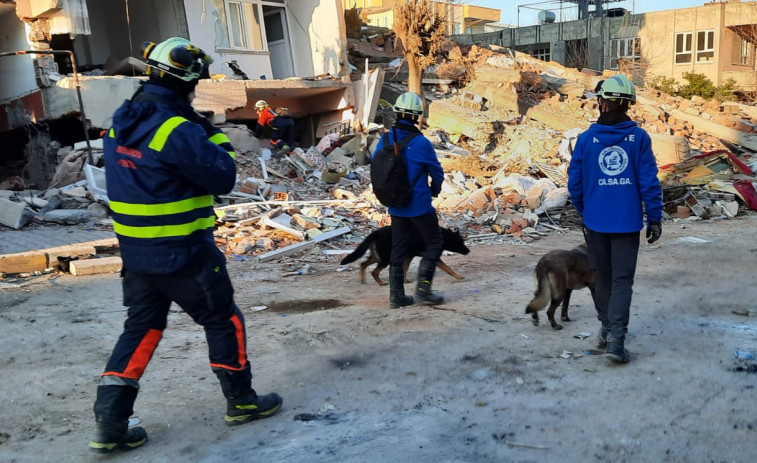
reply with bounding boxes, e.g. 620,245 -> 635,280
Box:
568,120 -> 662,233
104,83 -> 236,273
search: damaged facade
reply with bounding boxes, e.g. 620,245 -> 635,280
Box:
1,0 -> 391,191
461,0 -> 757,93
1,0 -> 757,277
343,0 -> 501,35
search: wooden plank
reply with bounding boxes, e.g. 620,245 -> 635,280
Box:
256,226 -> 351,262
260,216 -> 305,239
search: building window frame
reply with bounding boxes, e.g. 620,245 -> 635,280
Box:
610,37 -> 640,70
675,31 -> 693,64
696,29 -> 715,63
214,0 -> 286,52
532,46 -> 550,62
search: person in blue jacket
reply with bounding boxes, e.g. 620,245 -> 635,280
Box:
90,37 -> 281,454
374,92 -> 445,308
567,75 -> 662,364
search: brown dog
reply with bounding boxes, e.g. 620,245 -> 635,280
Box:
525,244 -> 597,330
340,226 -> 470,286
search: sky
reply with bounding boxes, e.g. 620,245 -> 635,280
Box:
472,0 -> 721,27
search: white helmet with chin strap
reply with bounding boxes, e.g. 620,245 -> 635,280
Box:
596,74 -> 636,105
393,92 -> 424,117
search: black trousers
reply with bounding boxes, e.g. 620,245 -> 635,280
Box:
271,117 -> 294,146
585,228 -> 640,343
390,213 -> 442,267
95,245 -> 252,422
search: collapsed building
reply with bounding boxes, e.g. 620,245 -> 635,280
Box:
1,1 -> 757,276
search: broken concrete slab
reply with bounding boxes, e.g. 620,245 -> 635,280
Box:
42,209 -> 90,225
0,198 -> 34,229
221,125 -> 261,154
427,100 -> 502,141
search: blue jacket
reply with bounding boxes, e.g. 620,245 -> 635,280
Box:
104,83 -> 236,273
374,120 -> 444,217
567,120 -> 662,233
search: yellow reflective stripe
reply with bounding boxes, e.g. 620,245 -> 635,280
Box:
109,128 -> 115,138
113,216 -> 216,238
209,132 -> 230,145
109,195 -> 213,216
148,116 -> 188,152
208,132 -> 236,159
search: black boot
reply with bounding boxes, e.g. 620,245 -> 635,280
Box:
225,389 -> 283,426
389,265 -> 414,308
415,259 -> 444,305
89,385 -> 147,453
606,339 -> 631,363
89,421 -> 148,454
597,326 -> 609,349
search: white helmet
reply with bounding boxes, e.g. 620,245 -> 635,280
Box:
393,92 -> 424,116
255,100 -> 269,110
596,75 -> 636,105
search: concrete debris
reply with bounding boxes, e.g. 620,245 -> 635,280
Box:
3,35 -> 757,275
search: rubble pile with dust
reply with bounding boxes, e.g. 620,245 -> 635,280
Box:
2,41 -> 757,272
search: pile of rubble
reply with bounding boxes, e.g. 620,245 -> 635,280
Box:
2,41 -> 757,271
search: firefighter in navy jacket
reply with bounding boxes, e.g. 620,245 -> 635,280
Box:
568,74 -> 662,364
90,37 -> 281,454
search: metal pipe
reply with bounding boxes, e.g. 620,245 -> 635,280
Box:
0,49 -> 94,165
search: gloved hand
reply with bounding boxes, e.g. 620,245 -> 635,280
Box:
646,221 -> 662,244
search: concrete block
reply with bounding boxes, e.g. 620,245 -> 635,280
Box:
46,245 -> 97,269
0,198 -> 33,229
0,251 -> 48,274
42,209 -> 91,224
221,126 -> 260,154
69,256 -> 123,276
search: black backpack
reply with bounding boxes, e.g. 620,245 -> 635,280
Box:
370,128 -> 420,207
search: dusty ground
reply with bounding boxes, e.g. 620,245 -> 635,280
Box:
1,215 -> 756,463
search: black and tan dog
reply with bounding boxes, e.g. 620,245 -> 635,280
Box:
340,226 -> 470,286
525,244 -> 597,330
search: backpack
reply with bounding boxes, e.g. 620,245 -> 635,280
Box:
274,107 -> 291,118
370,128 -> 420,207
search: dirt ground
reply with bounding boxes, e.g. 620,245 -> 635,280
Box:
1,215 -> 756,463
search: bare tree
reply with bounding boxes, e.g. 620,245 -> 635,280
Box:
392,0 -> 448,118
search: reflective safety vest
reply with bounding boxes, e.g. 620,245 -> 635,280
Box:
104,85 -> 236,273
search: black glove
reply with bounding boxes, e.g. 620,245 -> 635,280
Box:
646,221 -> 661,244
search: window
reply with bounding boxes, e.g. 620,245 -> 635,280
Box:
675,32 -> 692,64
533,46 -> 550,62
732,34 -> 753,66
696,30 -> 715,62
226,1 -> 264,50
212,0 -> 285,52
610,37 -> 641,70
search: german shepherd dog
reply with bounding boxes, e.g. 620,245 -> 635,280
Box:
340,226 -> 470,286
525,243 -> 597,330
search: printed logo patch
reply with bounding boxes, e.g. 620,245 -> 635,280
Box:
598,146 -> 628,176
116,145 -> 142,159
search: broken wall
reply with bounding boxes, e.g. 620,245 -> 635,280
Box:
76,0 -> 187,71
288,0 -> 349,78
0,10 -> 38,108
41,76 -> 142,129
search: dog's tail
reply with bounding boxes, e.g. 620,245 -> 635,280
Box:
525,271 -> 551,314
340,231 -> 377,265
